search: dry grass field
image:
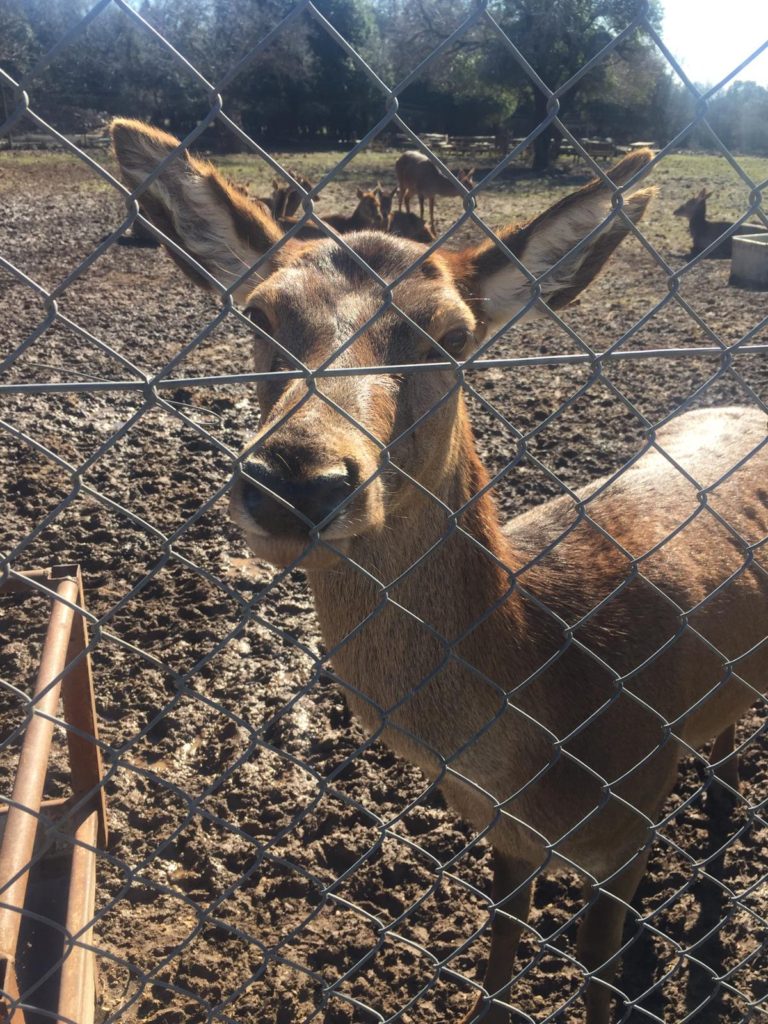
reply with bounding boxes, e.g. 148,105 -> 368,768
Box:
1,143 -> 767,1023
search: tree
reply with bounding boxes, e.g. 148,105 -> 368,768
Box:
484,0 -> 663,168
0,0 -> 37,143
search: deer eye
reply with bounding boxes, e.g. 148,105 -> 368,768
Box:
246,306 -> 274,337
427,326 -> 473,361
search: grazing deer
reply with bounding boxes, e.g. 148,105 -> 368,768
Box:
112,119 -> 766,1024
395,150 -> 475,232
674,188 -> 764,258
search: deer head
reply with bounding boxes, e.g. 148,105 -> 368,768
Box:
111,119 -> 652,570
674,188 -> 712,218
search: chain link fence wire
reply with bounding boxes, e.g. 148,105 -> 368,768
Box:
1,1 -> 768,1022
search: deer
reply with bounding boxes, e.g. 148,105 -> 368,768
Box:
673,188 -> 765,258
111,118 -> 767,1024
375,182 -> 435,241
322,187 -> 384,232
387,209 -> 436,242
256,172 -> 314,218
278,187 -> 384,240
375,181 -> 397,222
395,150 -> 475,232
264,172 -> 314,219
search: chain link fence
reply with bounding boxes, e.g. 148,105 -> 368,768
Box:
2,2 -> 768,1022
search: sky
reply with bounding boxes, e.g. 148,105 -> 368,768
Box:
661,0 -> 768,87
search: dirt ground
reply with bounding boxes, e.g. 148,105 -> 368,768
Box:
1,144 -> 767,1024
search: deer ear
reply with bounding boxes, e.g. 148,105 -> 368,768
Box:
459,149 -> 654,335
110,118 -> 282,302
356,187 -> 364,199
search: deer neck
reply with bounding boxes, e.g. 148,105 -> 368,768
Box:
689,202 -> 707,235
307,396 -> 531,736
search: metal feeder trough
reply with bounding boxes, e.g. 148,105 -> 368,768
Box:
0,566 -> 107,1024
729,232 -> 768,290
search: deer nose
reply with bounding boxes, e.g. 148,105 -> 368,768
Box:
240,459 -> 356,535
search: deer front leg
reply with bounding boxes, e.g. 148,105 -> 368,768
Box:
428,195 -> 436,233
461,851 -> 533,1024
577,848 -> 650,1024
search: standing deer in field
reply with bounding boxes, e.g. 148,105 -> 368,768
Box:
112,119 -> 766,1024
395,150 -> 475,232
674,188 -> 764,258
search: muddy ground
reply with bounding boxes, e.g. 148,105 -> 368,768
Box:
1,144 -> 767,1024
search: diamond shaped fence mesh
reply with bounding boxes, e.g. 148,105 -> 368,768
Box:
1,1 -> 768,1022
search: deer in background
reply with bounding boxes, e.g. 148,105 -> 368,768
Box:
279,186 -> 384,239
322,187 -> 384,232
376,182 -> 435,241
375,182 -> 397,222
113,119 -> 765,1024
258,171 -> 315,219
674,188 -> 764,258
388,210 -> 435,242
395,150 -> 475,232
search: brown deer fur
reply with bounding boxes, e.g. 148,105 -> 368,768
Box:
278,187 -> 384,240
388,209 -> 435,242
375,183 -> 435,241
395,150 -> 475,231
673,187 -> 764,258
375,181 -> 397,222
111,119 -> 764,1024
264,172 -> 314,219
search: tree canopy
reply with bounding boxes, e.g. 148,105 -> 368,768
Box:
1,0 -> 766,162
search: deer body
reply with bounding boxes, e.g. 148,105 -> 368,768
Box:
312,405 -> 767,874
374,184 -> 436,241
279,188 -> 383,239
387,209 -> 435,242
111,120 -> 765,1022
395,150 -> 475,231
674,188 -> 764,257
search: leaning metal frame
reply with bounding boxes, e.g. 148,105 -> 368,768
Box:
0,567 -> 106,1024
1,1 -> 768,1022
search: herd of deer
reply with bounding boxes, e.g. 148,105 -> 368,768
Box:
254,149 -> 476,242
111,118 -> 767,1024
267,156 -> 765,262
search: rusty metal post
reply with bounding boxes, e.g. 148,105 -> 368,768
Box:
57,807 -> 99,1024
60,567 -> 107,849
0,576 -> 79,1022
